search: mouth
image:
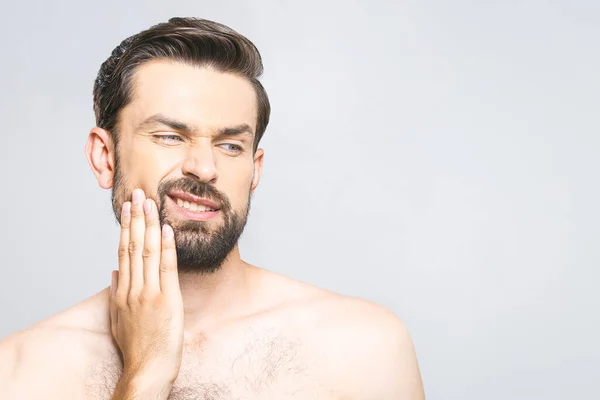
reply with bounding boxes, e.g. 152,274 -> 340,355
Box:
166,191 -> 221,221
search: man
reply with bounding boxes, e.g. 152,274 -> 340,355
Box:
0,17 -> 425,399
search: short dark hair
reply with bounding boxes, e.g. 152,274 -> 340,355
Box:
93,17 -> 270,151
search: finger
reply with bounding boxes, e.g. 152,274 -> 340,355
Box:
128,188 -> 146,294
159,224 -> 180,294
116,202 -> 131,300
142,198 -> 161,292
110,270 -> 119,339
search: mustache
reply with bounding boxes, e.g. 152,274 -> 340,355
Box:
157,178 -> 232,212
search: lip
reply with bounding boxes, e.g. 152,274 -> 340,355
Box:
168,191 -> 221,210
166,195 -> 220,221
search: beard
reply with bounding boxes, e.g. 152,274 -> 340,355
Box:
110,159 -> 251,274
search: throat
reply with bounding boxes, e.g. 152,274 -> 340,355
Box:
177,259 -> 252,331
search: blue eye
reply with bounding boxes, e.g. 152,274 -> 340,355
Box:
220,143 -> 243,153
154,135 -> 183,143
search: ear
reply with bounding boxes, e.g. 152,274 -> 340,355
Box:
251,147 -> 264,193
85,127 -> 115,189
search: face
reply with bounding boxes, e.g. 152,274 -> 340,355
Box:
89,60 -> 263,273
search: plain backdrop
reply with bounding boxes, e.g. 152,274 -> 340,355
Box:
0,0 -> 598,399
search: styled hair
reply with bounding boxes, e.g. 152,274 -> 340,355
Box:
93,17 -> 270,151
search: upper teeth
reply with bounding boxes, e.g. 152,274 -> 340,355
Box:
176,198 -> 216,212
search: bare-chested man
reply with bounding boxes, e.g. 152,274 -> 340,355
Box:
0,17 -> 425,399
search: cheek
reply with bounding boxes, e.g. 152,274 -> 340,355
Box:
133,142 -> 182,171
222,163 -> 254,202
130,146 -> 175,172
121,146 -> 178,196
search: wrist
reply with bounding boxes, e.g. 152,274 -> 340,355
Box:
114,371 -> 174,400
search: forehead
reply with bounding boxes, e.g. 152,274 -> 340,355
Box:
121,60 -> 258,133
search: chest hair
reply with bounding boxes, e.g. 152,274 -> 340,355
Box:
83,331 -> 309,400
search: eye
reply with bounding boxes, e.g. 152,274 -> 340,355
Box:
153,135 -> 183,143
219,143 -> 244,153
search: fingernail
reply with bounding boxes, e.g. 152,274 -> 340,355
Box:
132,189 -> 143,204
162,224 -> 172,238
143,199 -> 152,215
122,202 -> 131,217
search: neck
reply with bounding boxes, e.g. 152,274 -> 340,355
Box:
97,245 -> 256,337
177,244 -> 254,334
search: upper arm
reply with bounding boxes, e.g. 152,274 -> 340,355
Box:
367,312 -> 426,399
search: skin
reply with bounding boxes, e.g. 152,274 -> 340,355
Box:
0,60 -> 426,399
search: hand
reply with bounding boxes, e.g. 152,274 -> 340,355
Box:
109,188 -> 184,394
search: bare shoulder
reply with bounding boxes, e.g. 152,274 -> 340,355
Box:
0,326 -> 79,398
0,289 -> 112,399
257,270 -> 425,400
311,295 -> 426,399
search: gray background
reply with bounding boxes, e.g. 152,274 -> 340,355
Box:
0,0 -> 598,399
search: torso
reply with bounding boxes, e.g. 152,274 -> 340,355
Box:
83,308 -> 336,399
2,270 -> 387,400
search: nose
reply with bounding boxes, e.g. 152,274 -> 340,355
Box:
181,143 -> 218,183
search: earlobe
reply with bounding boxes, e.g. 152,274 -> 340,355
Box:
85,127 -> 115,189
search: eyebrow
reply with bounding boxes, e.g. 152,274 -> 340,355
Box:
136,113 -> 254,139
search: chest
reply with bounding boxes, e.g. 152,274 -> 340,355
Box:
84,330 -> 332,400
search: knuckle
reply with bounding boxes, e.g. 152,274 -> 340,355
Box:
138,291 -> 160,306
137,292 -> 147,304
130,205 -> 142,217
128,241 -> 140,254
159,264 -> 172,273
140,289 -> 159,304
126,291 -> 139,306
142,247 -> 154,260
118,246 -> 129,259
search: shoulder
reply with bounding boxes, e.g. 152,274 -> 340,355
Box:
256,269 -> 425,399
0,325 -> 84,398
257,270 -> 417,346
259,270 -> 415,345
308,295 -> 426,400
0,290 -> 113,399
312,294 -> 415,350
